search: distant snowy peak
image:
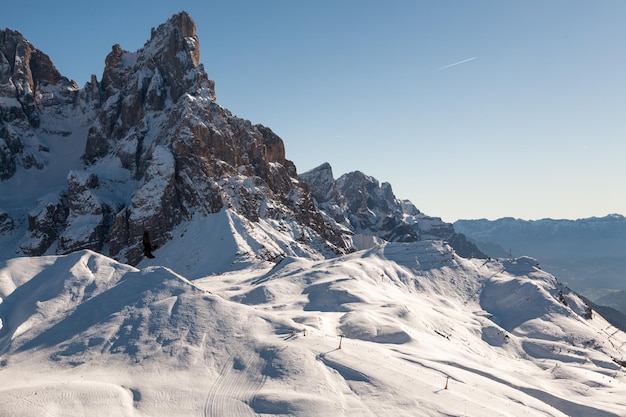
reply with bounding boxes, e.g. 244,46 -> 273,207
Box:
300,163 -> 485,257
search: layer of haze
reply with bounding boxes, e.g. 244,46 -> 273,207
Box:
2,0 -> 625,222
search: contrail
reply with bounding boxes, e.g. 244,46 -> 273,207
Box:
436,57 -> 477,71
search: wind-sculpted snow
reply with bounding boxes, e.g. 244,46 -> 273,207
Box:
2,239 -> 625,416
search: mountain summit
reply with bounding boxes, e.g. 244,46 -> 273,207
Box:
0,12 -> 479,266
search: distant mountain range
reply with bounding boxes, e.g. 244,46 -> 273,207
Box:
454,214 -> 626,299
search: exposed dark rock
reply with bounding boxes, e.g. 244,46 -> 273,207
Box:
21,193 -> 69,256
0,211 -> 14,235
0,28 -> 88,181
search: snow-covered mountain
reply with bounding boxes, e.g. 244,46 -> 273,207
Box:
1,12 -> 478,268
2,12 -> 626,416
0,13 -> 343,266
454,215 -> 626,297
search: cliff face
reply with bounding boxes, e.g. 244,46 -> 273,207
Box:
0,28 -> 90,180
1,13 -> 348,265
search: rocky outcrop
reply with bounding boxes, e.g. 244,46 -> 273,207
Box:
0,29 -> 87,180
300,162 -> 486,257
20,193 -> 68,256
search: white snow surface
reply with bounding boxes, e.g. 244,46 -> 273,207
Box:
1,212 -> 626,416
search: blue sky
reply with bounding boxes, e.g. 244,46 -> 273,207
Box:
2,1 -> 625,221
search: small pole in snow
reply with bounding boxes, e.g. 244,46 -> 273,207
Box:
444,376 -> 449,390
338,334 -> 345,349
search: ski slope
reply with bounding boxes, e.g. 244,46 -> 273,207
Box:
1,213 -> 626,416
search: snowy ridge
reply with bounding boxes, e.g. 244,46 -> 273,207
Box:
1,230 -> 626,416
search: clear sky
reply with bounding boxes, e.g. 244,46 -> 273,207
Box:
2,1 -> 625,222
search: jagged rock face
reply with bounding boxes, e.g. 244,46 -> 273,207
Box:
0,13 -> 347,264
85,12 -> 213,164
20,193 -> 69,256
335,171 -> 406,235
300,163 -> 486,257
58,12 -> 346,264
0,28 -> 97,252
301,163 -> 420,241
0,29 -> 87,180
0,12 -> 480,265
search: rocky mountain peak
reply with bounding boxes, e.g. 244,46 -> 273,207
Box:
2,12 -> 481,267
149,11 -> 199,66
336,170 -> 396,215
155,11 -> 196,38
0,28 -> 86,181
86,11 -> 215,163
0,29 -> 65,92
299,162 -> 338,204
5,12 -> 347,265
300,163 -> 485,257
98,11 -> 208,113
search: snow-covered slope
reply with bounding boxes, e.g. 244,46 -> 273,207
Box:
1,222 -> 626,416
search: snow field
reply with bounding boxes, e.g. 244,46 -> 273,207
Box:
1,227 -> 626,415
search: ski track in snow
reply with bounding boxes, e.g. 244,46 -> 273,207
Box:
203,346 -> 268,417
